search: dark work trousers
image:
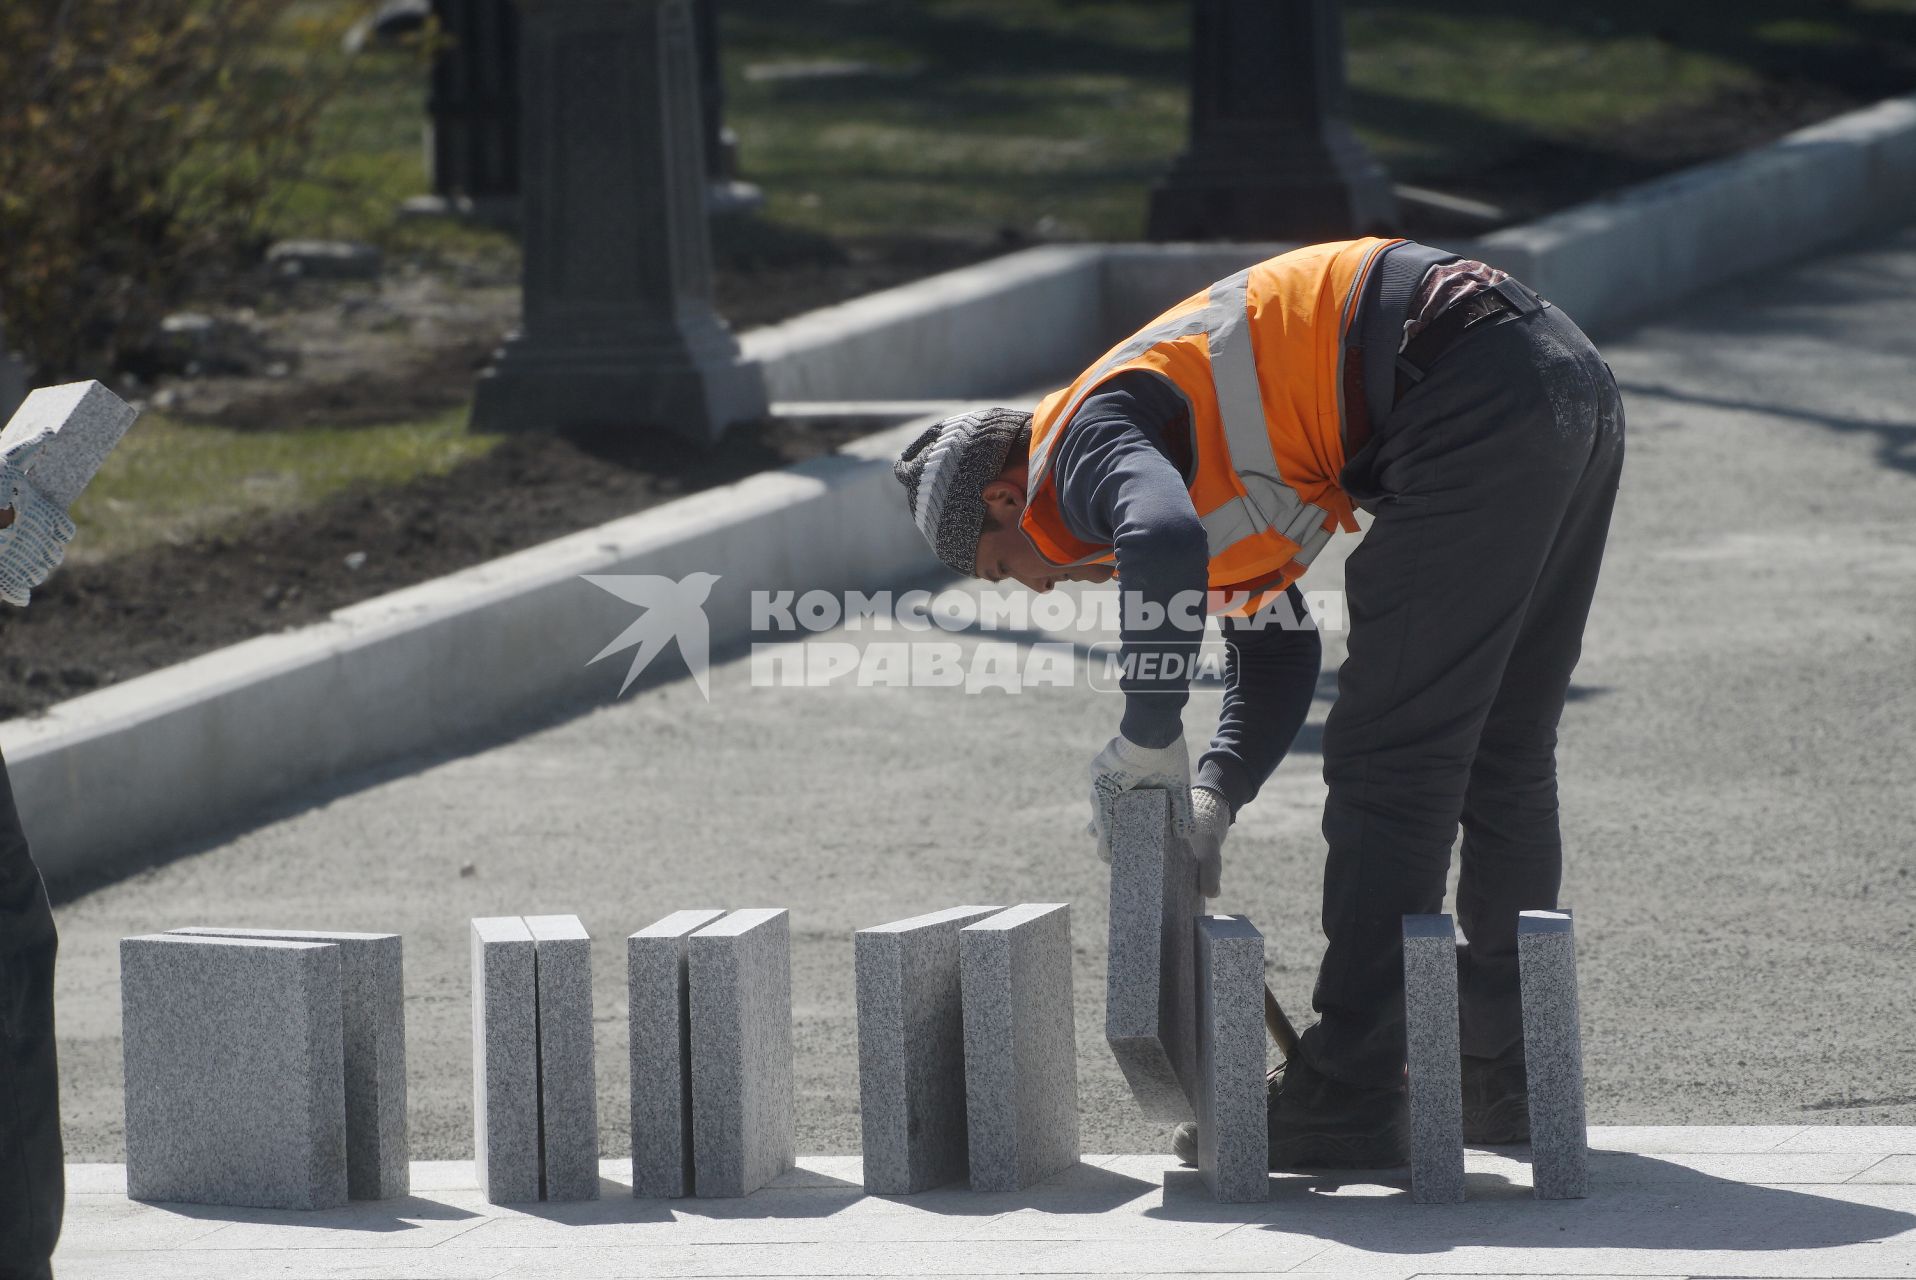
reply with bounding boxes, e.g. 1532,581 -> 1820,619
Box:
0,746 -> 61,1280
1300,298 -> 1626,1092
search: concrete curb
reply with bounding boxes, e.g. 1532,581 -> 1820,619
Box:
12,92 -> 1916,881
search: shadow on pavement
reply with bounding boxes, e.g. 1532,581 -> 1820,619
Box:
138,1193 -> 480,1233
1148,1149 -> 1914,1255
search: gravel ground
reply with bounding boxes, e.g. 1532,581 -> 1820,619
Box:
46,225 -> 1916,1162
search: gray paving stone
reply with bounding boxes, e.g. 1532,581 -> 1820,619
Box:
628,908 -> 725,1198
1104,789 -> 1199,1123
1402,913 -> 1465,1204
689,908 -> 795,1197
525,914 -> 598,1201
168,927 -> 408,1201
120,934 -> 347,1210
854,905 -> 1003,1194
470,916 -> 539,1204
961,903 -> 1080,1192
1193,914 -> 1267,1203
0,379 -> 137,508
1519,909 -> 1588,1200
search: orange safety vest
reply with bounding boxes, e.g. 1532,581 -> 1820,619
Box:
1021,236 -> 1402,617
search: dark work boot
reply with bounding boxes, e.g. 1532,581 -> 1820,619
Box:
1267,1053 -> 1410,1169
1461,1042 -> 1530,1144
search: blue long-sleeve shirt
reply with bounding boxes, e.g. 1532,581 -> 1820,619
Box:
1049,370 -> 1322,818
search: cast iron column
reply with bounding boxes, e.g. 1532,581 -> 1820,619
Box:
427,0 -> 521,214
1147,0 -> 1394,241
469,0 -> 765,443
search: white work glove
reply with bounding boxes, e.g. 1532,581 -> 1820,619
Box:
1186,786 -> 1230,899
0,440 -> 77,607
1087,732 -> 1194,863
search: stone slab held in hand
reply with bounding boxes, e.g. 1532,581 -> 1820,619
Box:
961,902 -> 1080,1192
854,905 -> 1002,1195
120,933 -> 347,1211
0,380 -> 137,509
1106,788 -> 1199,1122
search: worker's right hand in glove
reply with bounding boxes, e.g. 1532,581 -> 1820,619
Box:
1087,732 -> 1196,863
0,439 -> 77,607
1186,785 -> 1230,899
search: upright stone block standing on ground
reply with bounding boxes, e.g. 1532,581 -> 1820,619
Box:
1194,914 -> 1268,1203
169,927 -> 408,1200
1106,789 -> 1200,1121
1519,909 -> 1588,1199
471,916 -> 540,1203
689,908 -> 795,1197
0,380 -> 138,509
1402,914 -> 1466,1204
961,903 -> 1080,1192
121,934 -> 347,1210
855,905 -> 1002,1195
629,908 -> 725,1197
525,914 -> 598,1200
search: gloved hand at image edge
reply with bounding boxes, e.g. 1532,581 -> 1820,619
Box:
0,439 -> 77,607
1186,785 -> 1230,899
1087,732 -> 1196,862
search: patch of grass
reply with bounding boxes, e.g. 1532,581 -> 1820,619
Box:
69,409 -> 506,562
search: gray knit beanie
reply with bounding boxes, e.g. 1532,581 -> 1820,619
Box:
892,408 -> 1033,577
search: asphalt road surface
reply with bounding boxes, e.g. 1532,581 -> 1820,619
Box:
48,226 -> 1916,1162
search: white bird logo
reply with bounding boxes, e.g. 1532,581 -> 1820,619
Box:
582,572 -> 720,699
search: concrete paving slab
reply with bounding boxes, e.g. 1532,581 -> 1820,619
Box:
52,1132 -> 1916,1279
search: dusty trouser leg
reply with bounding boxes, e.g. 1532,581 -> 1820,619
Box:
1303,303 -> 1617,1092
0,746 -> 62,1278
1456,326 -> 1625,1060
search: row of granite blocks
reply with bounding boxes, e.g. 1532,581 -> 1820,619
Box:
118,903 -> 1091,1210
118,869 -> 1587,1211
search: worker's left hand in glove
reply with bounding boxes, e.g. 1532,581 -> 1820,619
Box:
1087,732 -> 1195,862
0,439 -> 77,607
1186,785 -> 1230,899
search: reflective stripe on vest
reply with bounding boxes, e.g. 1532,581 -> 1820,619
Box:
1027,270 -> 1342,570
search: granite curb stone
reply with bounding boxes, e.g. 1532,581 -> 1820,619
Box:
1402,913 -> 1465,1204
1193,914 -> 1267,1203
120,933 -> 347,1210
854,905 -> 1002,1194
168,927 -> 408,1200
1105,789 -> 1199,1122
0,379 -> 137,509
629,908 -> 726,1198
525,914 -> 598,1201
961,902 -> 1080,1192
1519,909 -> 1589,1199
689,908 -> 795,1197
470,916 -> 539,1204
